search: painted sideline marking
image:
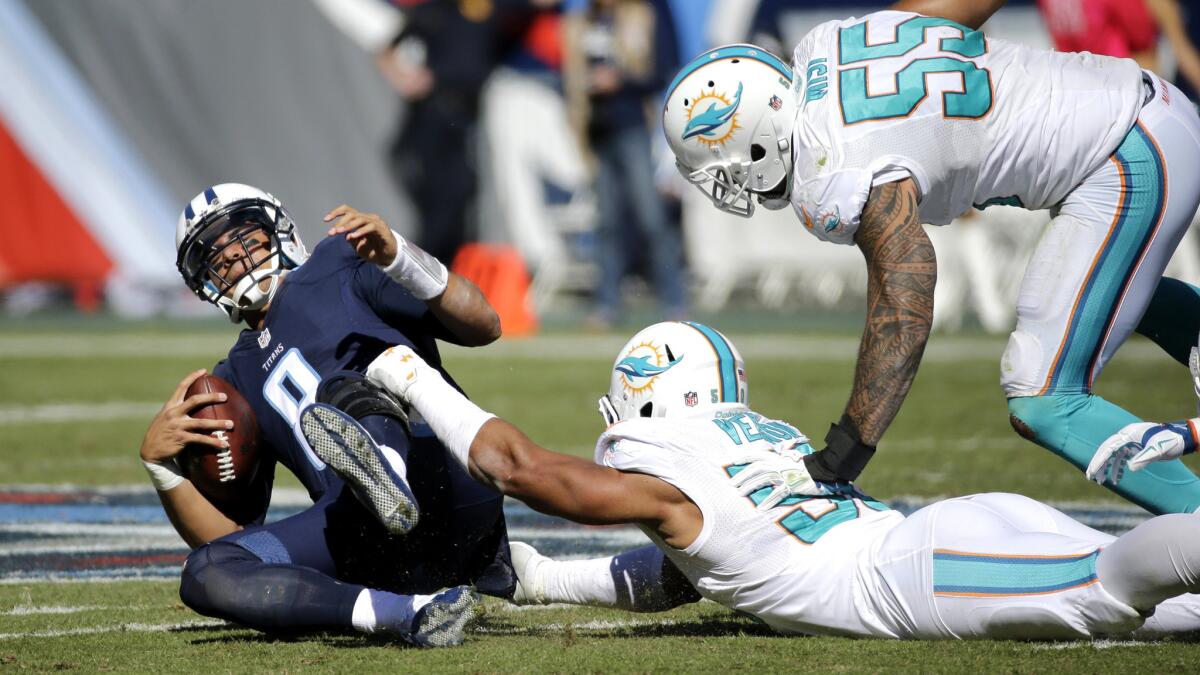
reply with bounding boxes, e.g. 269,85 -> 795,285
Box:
0,619 -> 228,640
0,485 -> 1154,584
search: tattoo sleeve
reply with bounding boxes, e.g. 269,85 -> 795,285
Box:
845,179 -> 936,446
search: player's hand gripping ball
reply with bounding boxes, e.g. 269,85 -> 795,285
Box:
179,375 -> 262,511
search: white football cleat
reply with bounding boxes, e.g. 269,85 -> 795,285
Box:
509,541 -> 549,606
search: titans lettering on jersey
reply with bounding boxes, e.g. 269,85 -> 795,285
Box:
213,236 -> 456,512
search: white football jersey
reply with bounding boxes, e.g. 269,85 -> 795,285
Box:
789,10 -> 1144,242
594,409 -> 905,637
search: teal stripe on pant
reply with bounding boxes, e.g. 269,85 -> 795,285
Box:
1008,123 -> 1200,515
1046,124 -> 1165,395
933,550 -> 1098,597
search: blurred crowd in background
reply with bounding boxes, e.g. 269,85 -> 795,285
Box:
0,0 -> 1198,333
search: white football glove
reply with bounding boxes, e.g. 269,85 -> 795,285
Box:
1086,419 -> 1200,486
366,344 -> 438,403
729,442 -> 849,511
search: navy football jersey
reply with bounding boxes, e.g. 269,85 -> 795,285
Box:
213,236 -> 461,514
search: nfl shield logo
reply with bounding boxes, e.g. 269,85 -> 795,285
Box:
769,95 -> 783,111
257,328 -> 272,349
684,391 -> 698,407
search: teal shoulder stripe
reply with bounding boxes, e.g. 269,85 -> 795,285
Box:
666,44 -> 792,100
685,321 -> 737,402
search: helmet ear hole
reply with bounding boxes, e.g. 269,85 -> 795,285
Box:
639,402 -> 654,418
750,144 -> 766,161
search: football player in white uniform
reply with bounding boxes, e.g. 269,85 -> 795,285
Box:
342,321 -> 1200,639
662,2 -> 1200,513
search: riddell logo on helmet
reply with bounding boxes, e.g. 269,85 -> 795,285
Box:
681,82 -> 744,147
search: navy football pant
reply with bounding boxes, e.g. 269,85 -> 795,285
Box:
180,415 -> 513,634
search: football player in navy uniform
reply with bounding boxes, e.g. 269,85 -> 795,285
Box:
138,183 -> 512,647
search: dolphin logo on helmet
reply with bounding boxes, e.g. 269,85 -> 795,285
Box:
615,354 -> 684,380
682,82 -> 743,142
662,44 -> 797,218
599,321 -> 748,426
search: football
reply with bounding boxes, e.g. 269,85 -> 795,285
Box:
179,374 -> 263,520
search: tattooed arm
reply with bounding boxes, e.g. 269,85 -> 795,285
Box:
803,178 -> 936,482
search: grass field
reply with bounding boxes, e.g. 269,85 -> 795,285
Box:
3,319 -> 1200,672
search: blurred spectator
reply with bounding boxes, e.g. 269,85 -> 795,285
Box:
482,6 -> 591,281
377,0 -> 546,264
564,0 -> 686,327
1153,0 -> 1200,100
1037,0 -> 1200,94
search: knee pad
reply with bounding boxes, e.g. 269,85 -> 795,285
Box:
179,541 -> 258,618
317,370 -> 408,425
1006,394 -> 1086,450
1000,329 -> 1045,397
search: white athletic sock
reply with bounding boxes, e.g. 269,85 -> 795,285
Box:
539,556 -> 620,607
378,444 -> 408,481
538,546 -> 687,612
351,589 -> 435,635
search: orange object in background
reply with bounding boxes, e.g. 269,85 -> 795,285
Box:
0,119 -> 112,291
451,243 -> 538,337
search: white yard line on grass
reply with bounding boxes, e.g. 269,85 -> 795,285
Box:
0,619 -> 228,640
1033,639 -> 1158,650
2,605 -> 112,615
0,401 -> 159,425
0,333 -> 1171,362
0,541 -> 185,557
0,576 -> 175,586
475,618 -> 678,635
0,523 -> 179,538
0,484 -> 313,506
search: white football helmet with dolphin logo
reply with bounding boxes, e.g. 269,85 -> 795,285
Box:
662,44 -> 797,218
175,183 -> 308,323
599,321 -> 748,425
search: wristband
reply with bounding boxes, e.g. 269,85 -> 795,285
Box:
802,416 -> 876,482
143,458 -> 185,492
380,229 -> 448,300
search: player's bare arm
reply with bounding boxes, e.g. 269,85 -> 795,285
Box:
325,204 -> 500,346
140,369 -> 241,547
424,274 -> 502,347
366,347 -> 704,549
846,178 -> 936,446
890,0 -> 1006,29
466,419 -> 702,548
